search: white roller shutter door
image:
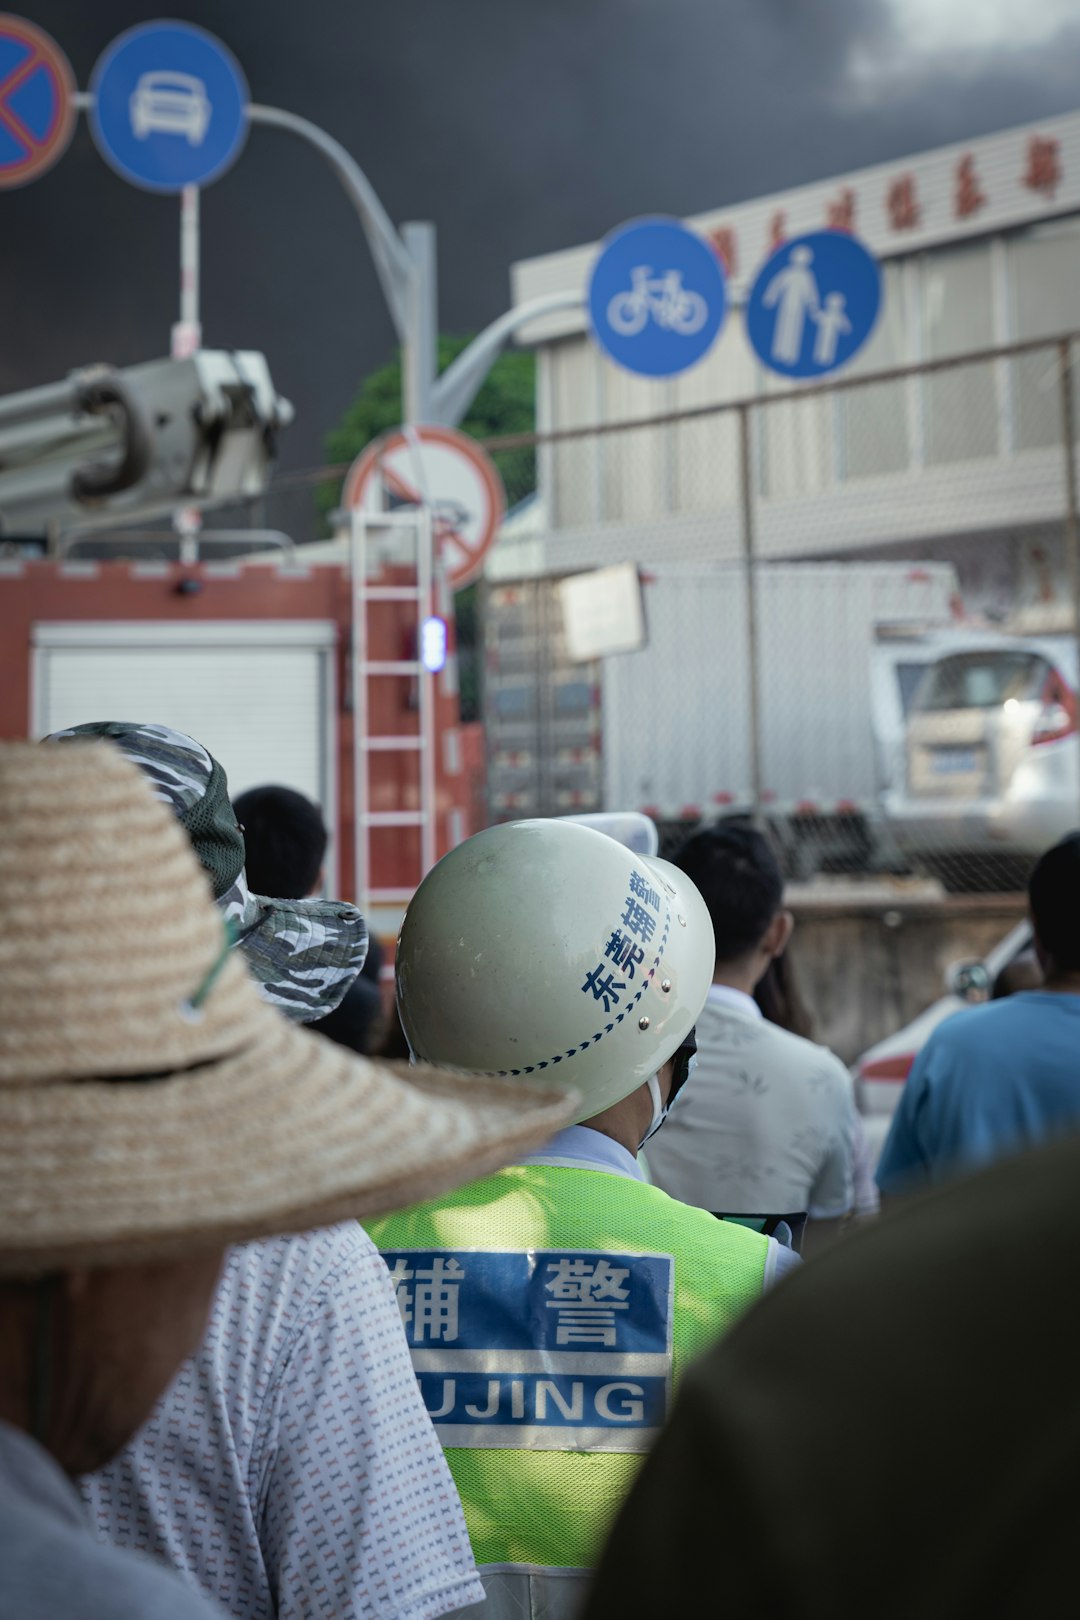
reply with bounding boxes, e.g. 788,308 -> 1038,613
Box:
32,620 -> 339,889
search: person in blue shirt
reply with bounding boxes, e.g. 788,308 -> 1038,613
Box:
877,831 -> 1080,1196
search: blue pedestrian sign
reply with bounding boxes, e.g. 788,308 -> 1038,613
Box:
588,216 -> 727,378
746,230 -> 881,380
89,21 -> 248,193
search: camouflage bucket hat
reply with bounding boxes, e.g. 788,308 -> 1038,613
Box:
46,722 -> 367,1023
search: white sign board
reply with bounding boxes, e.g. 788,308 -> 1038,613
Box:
558,563 -> 646,662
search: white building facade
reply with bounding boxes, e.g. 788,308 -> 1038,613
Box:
505,108 -> 1080,620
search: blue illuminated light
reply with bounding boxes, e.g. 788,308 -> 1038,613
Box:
420,616 -> 448,674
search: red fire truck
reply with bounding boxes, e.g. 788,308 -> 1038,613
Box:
0,355 -> 476,944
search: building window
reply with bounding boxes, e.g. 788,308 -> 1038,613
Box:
838,260 -> 910,480
1007,219 -> 1080,452
921,242 -> 998,466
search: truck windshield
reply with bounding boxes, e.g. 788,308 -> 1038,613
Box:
913,652 -> 1048,712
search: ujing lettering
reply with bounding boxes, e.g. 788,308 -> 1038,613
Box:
419,1371 -> 659,1428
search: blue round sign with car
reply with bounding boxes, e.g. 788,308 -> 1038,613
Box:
89,21 -> 248,193
587,216 -> 727,378
746,229 -> 882,380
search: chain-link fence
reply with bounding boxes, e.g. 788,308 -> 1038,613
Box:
480,332 -> 1080,894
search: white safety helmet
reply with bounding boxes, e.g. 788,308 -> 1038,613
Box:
396,819 -> 715,1124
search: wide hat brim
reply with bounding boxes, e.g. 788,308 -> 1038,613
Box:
222,869 -> 370,1023
0,1020 -> 575,1276
0,741 -> 578,1276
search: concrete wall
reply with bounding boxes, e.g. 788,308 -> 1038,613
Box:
787,892 -> 1027,1065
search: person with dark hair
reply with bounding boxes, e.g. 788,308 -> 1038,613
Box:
232,784 -> 329,900
991,949 -> 1042,1000
878,831 -> 1080,1196
233,782 -> 386,1055
753,951 -> 814,1038
646,823 -> 858,1252
754,949 -> 880,1220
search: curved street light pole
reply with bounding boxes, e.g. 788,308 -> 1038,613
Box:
248,104 -> 437,425
248,106 -> 586,430
248,104 -> 414,332
430,290 -> 585,429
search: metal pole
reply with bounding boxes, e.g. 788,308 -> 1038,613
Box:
246,103 -> 417,343
738,403 -> 765,823
172,185 -> 203,562
351,510 -> 370,911
172,185 -> 201,357
417,505 -> 438,876
429,290 -> 585,428
1059,337 -> 1080,824
401,222 -> 437,425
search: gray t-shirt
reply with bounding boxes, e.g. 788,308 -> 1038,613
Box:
0,1420 -> 223,1620
647,984 -> 857,1220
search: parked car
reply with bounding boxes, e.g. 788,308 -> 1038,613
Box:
854,919 -> 1034,1161
884,632 -> 1079,888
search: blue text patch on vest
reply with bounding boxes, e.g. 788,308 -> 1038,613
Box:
382,1249 -> 674,1453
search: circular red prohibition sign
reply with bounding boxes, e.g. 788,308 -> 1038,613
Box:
343,425 -> 506,591
0,15 -> 77,189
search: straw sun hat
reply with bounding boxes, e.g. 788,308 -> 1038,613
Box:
0,740 -> 578,1277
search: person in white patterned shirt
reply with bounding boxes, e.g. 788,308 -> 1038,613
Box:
82,1227 -> 484,1620
72,725 -> 486,1620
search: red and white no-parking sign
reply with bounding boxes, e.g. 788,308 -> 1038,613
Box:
342,424 -> 505,591
0,15 -> 76,189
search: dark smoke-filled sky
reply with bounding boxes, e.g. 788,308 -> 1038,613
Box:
5,0 -> 1080,469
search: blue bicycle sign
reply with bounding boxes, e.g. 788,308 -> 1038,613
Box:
588,217 -> 727,377
606,267 -> 708,338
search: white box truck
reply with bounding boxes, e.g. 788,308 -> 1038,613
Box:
484,559 -> 960,873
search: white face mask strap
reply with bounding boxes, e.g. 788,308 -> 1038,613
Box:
639,1073 -> 667,1151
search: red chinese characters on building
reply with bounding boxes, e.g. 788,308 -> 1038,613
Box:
886,174 -> 921,231
707,226 -> 737,276
826,187 -> 856,232
768,210 -> 787,251
954,154 -> 986,219
1023,135 -> 1063,200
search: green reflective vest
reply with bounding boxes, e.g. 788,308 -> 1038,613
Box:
366,1161 -> 770,1577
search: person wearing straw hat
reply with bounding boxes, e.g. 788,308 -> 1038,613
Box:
1,739 -> 575,1620
366,819 -> 799,1620
48,721 -> 499,1618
